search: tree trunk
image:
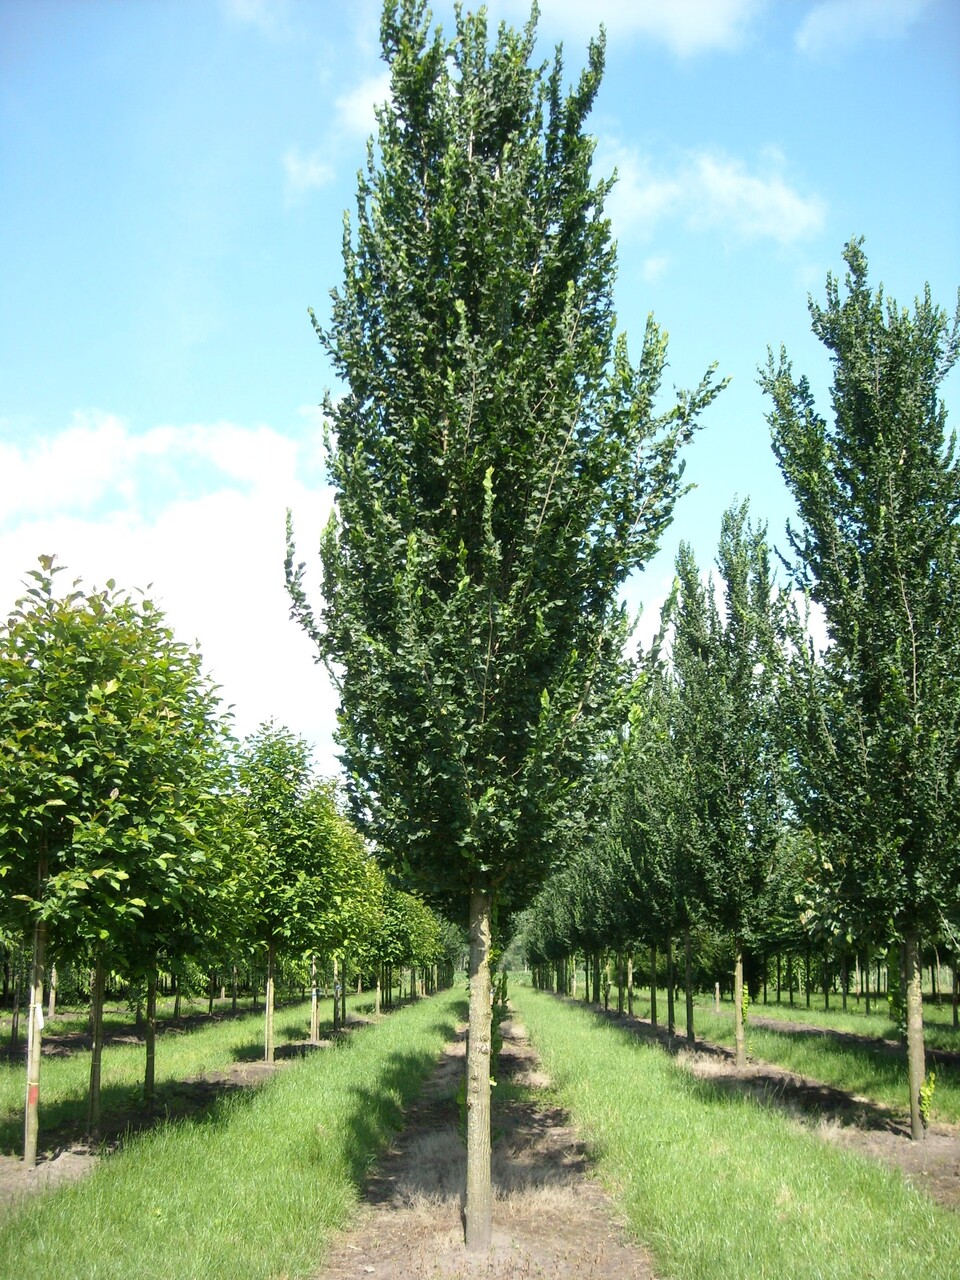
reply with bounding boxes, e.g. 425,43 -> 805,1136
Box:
953,964 -> 958,1030
805,945 -> 811,1009
173,973 -> 182,1019
46,964 -> 57,1021
823,949 -> 830,1011
616,951 -> 624,1014
375,965 -> 382,1017
649,944 -> 657,1028
684,928 -> 695,1045
9,958 -> 22,1052
341,956 -> 348,1027
841,952 -> 848,1012
464,887 -> 493,1252
666,936 -> 675,1035
776,952 -> 781,1004
264,941 -> 275,1063
332,955 -> 340,1032
87,952 -> 105,1137
864,946 -> 871,1015
904,931 -> 927,1141
232,963 -> 238,1014
144,970 -> 158,1114
23,917 -> 46,1168
787,953 -> 794,1007
627,953 -> 634,1017
734,942 -> 746,1068
310,955 -> 320,1045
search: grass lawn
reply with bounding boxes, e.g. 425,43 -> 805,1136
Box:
513,985 -> 960,1280
0,986 -> 465,1279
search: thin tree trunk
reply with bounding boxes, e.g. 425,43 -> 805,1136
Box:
934,947 -> 942,1006
173,973 -> 182,1019
341,956 -> 348,1026
823,949 -> 830,1011
864,946 -> 871,1015
776,951 -> 781,1004
375,965 -> 382,1016
905,932 -> 927,1140
805,945 -> 811,1009
464,887 -> 493,1252
264,941 -> 275,1063
144,969 -> 158,1114
616,952 -> 624,1014
952,963 -> 958,1029
9,958 -> 22,1052
787,953 -> 794,1007
684,928 -> 695,1045
734,942 -> 746,1068
332,956 -> 340,1032
310,955 -> 319,1044
46,964 -> 57,1021
627,953 -> 634,1017
649,944 -> 658,1028
87,952 -> 105,1138
232,963 -> 238,1014
666,937 -> 675,1035
23,918 -> 46,1168
841,951 -> 848,1012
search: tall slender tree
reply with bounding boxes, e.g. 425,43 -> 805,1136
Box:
762,239 -> 960,1137
287,0 -> 721,1248
671,505 -> 785,1066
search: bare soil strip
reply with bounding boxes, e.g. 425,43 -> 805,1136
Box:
313,1016 -> 657,1280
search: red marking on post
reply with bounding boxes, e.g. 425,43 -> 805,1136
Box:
28,1084 -> 39,1107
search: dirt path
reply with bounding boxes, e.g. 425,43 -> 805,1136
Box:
314,1016 -> 657,1280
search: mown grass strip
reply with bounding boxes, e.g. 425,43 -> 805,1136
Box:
0,993 -> 376,1152
690,1004 -> 960,1125
0,986 -> 465,1280
512,986 -> 959,1280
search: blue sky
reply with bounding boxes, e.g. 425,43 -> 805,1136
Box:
2,0 -> 958,771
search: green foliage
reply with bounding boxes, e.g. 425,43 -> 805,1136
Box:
919,1069 -> 936,1129
763,238 -> 960,942
670,504 -> 786,947
0,558 -> 232,970
287,0 -> 722,911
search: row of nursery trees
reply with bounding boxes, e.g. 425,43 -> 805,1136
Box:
277,1 -> 959,1250
518,486 -> 960,1101
0,561 -> 463,1168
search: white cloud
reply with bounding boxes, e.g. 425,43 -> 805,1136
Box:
641,254 -> 671,282
335,71 -> 392,136
0,416 -> 340,769
282,147 -> 335,199
602,144 -> 826,246
498,0 -> 766,56
795,0 -> 933,57
219,0 -> 289,37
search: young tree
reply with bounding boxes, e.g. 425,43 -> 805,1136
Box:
762,239 -> 960,1137
0,559 -> 231,1162
287,1 -> 721,1247
671,505 -> 785,1066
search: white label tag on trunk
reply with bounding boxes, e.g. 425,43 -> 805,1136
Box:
36,1007 -> 44,1032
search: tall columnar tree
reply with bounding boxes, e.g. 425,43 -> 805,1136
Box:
286,1 -> 721,1248
762,239 -> 960,1137
671,505 -> 785,1066
0,558 -> 231,1163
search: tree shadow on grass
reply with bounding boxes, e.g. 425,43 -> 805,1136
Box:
583,999 -> 912,1136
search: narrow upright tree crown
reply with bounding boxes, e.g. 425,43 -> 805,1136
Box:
288,0 -> 721,909
763,239 -> 960,937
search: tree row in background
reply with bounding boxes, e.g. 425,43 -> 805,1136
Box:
0,561 -> 463,1168
517,244 -> 960,1141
